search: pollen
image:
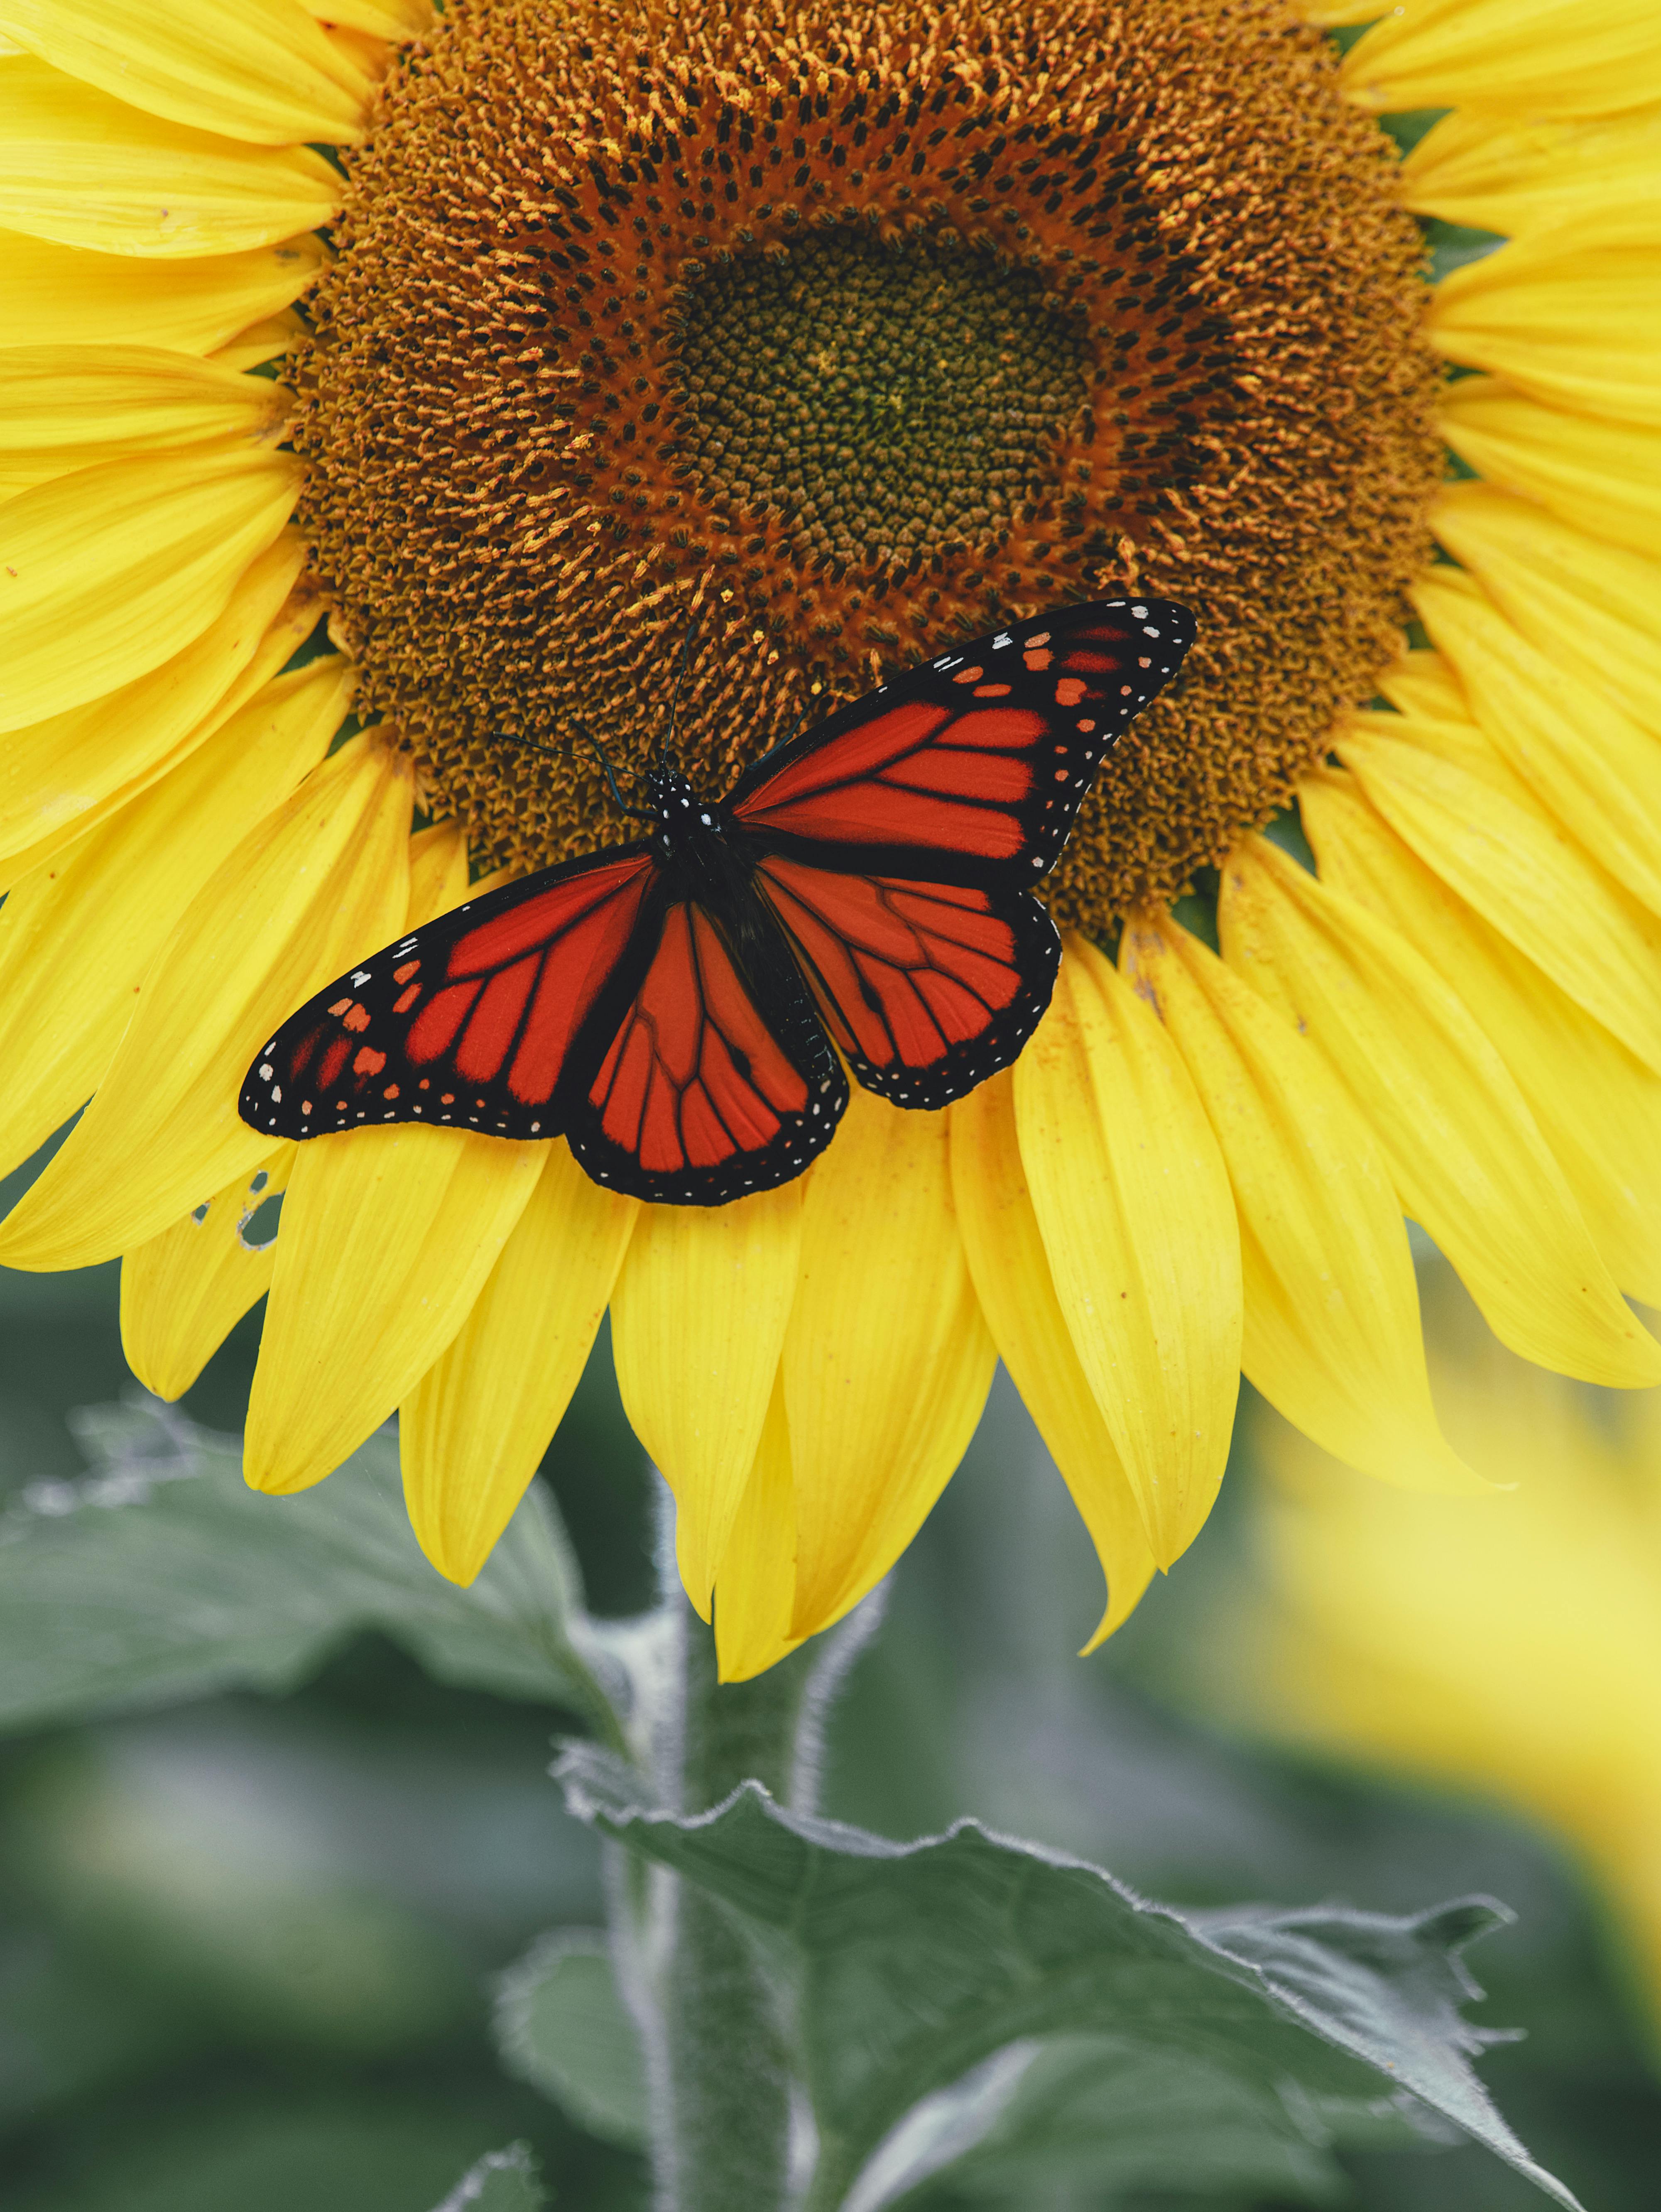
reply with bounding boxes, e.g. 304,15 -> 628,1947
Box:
289,0 -> 1441,930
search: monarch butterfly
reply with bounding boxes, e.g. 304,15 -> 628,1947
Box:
240,597 -> 1195,1205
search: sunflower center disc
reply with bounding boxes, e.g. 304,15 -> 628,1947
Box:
675,235 -> 1091,567
290,0 -> 1443,932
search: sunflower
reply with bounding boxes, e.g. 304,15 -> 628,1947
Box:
1,0 -> 1658,1681
1230,1262 -> 1661,2040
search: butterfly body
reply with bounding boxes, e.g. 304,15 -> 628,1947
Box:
242,598 -> 1195,1205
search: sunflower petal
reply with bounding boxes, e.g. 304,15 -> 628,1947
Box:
1222,832 -> 1661,1387
1013,936 -> 1242,1568
950,1067 -> 1156,1649
784,1085 -> 996,1638
0,0 -> 375,146
1342,0 -> 1661,119
1432,484 -> 1661,743
0,734 -> 412,1270
401,1141 -> 637,1586
210,311 -> 305,374
0,448 -> 301,733
0,343 -> 290,498
611,1181 -> 802,1618
0,655 -> 351,1182
1404,111 -> 1661,248
295,0 -> 431,39
1338,721 -> 1661,1077
120,1143 -> 292,1400
0,55 -> 341,257
1414,566 -> 1661,917
1438,379 -> 1661,563
1123,906 -> 1481,1495
0,228 -> 325,354
0,536 -> 310,868
246,1125 -> 543,1495
712,1375 -> 802,1684
1302,764 -> 1661,1309
1431,238 -> 1661,428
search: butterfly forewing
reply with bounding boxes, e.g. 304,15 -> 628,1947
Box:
729,597 -> 1195,886
240,847 -> 657,1140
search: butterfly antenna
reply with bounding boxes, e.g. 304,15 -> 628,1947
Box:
573,718 -> 654,823
490,727 -> 565,766
661,602 -> 704,771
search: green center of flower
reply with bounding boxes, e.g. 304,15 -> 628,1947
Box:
674,235 -> 1090,568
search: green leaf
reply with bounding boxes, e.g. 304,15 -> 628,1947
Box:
558,1748 -> 1582,2212
429,2142 -> 548,2212
0,1397 -> 622,1740
494,1929 -> 650,2150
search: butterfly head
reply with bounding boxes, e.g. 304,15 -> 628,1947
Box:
646,765 -> 722,855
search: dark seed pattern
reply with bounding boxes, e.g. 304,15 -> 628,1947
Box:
288,0 -> 1441,932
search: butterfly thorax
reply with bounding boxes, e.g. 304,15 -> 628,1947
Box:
647,766 -> 726,854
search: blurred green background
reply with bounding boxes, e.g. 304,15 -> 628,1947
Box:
0,1129 -> 1658,2212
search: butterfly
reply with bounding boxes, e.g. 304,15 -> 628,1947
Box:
240,597 -> 1195,1205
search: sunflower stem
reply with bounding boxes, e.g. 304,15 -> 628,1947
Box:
656,1609 -> 807,2211
649,1593 -> 882,2210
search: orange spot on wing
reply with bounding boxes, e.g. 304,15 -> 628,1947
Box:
393,983 -> 421,1014
342,1002 -> 371,1033
393,960 -> 420,983
353,1047 -> 386,1077
952,665 -> 985,685
1023,649 -> 1052,671
1054,677 -> 1088,706
973,682 -> 1011,697
328,998 -> 352,1017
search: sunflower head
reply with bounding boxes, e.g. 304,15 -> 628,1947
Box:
289,0 -> 1442,930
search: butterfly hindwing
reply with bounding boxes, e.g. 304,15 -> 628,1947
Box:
240,846 -> 657,1140
752,854 -> 1061,1110
729,597 -> 1195,888
565,895 -> 849,1204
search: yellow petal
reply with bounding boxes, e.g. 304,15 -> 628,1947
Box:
246,1125 -> 544,1495
784,1086 -> 997,1638
1430,238 -> 1661,428
210,310 -> 304,374
0,0 -> 375,146
0,343 -> 290,498
1432,484 -> 1661,744
1222,832 -> 1661,1388
712,1375 -> 803,1685
0,228 -> 324,353
0,447 -> 300,732
611,1182 -> 803,1617
950,1067 -> 1156,1649
0,533 -> 308,866
120,1144 -> 292,1400
404,819 -> 472,928
296,0 -> 431,40
0,734 -> 412,1269
1338,721 -> 1661,1078
1438,377 -> 1661,562
0,54 -> 341,257
0,654 -> 351,1182
1013,937 -> 1242,1568
1120,904 -> 1484,1495
1301,764 -> 1661,1310
1342,0 -> 1661,119
400,1141 -> 637,1586
1414,565 -> 1661,918
1403,110 -> 1661,248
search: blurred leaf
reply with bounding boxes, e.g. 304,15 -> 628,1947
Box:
495,1930 -> 649,2150
430,2142 -> 548,2212
0,1397 -> 624,1740
559,1748 -> 1581,2212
